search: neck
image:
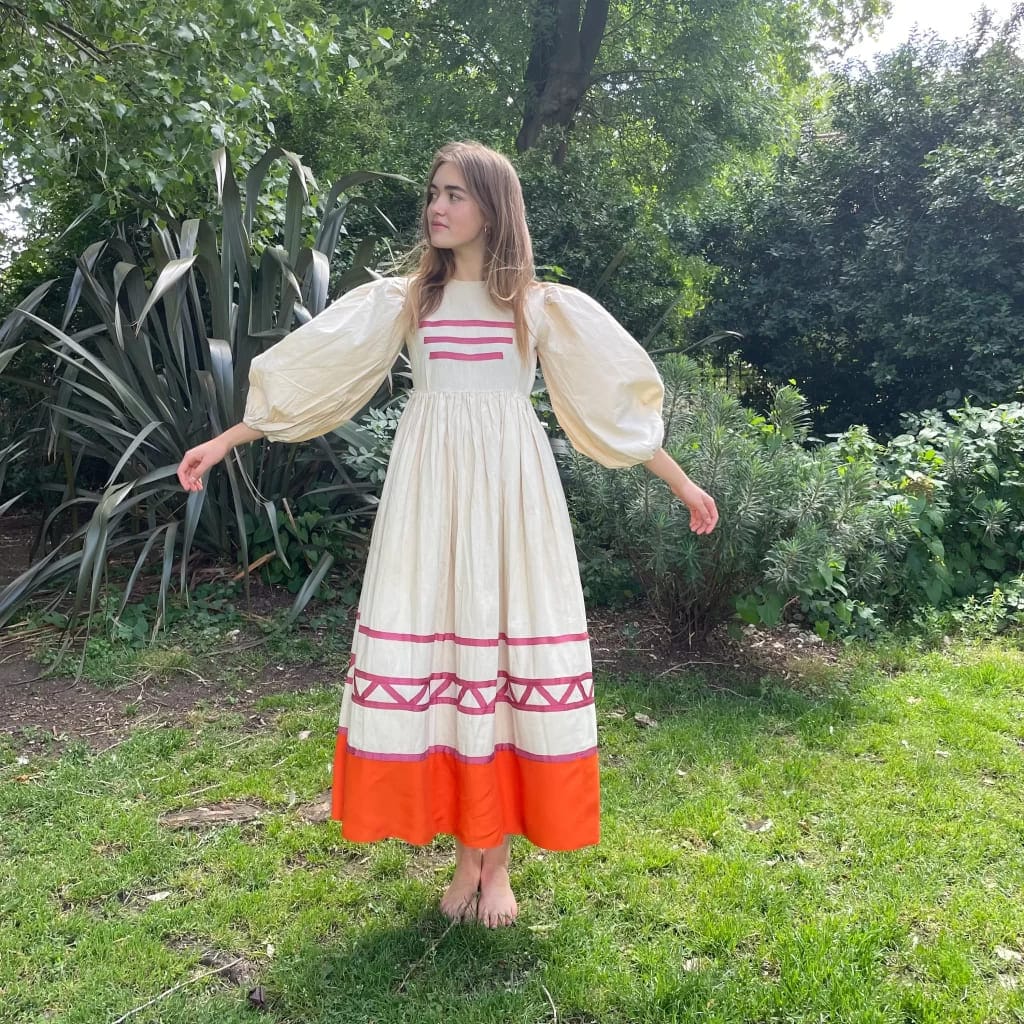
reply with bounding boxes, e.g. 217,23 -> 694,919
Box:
450,240 -> 486,281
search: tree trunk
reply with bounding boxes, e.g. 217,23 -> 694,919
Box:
515,0 -> 609,156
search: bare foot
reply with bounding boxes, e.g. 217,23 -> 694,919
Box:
439,840 -> 482,922
478,837 -> 518,928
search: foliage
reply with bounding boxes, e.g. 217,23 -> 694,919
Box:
0,1 -> 406,216
873,401 -> 1024,617
694,15 -> 1024,434
246,493 -> 370,594
0,146 -> 413,650
364,0 -> 888,196
561,356 -> 906,642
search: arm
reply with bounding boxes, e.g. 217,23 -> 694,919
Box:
643,447 -> 719,535
176,422 -> 265,493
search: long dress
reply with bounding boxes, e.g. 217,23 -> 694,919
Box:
242,276 -> 665,851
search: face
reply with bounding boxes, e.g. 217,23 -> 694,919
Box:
426,162 -> 487,251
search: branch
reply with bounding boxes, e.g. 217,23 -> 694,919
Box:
0,1 -> 105,60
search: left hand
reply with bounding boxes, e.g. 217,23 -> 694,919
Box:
671,478 -> 719,535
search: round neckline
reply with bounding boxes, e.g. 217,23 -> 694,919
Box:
446,278 -> 486,284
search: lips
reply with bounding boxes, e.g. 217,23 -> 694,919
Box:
431,222 -> 447,229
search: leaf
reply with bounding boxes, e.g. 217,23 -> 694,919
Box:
634,712 -> 659,729
285,553 -> 334,624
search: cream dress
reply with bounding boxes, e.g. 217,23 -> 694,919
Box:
243,277 -> 664,850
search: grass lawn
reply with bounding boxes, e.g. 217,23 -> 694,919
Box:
2,640 -> 1023,1023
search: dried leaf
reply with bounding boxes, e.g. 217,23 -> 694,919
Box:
743,817 -> 773,833
634,712 -> 659,729
143,890 -> 171,902
247,984 -> 268,1010
297,730 -> 311,740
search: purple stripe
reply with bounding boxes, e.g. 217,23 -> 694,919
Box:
338,729 -> 598,765
353,667 -> 593,688
419,318 -> 515,328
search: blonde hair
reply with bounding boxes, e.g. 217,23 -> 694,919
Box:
399,141 -> 537,361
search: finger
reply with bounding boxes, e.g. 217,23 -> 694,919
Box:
704,499 -> 718,531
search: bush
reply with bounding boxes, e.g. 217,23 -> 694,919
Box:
875,401 -> 1024,616
561,356 -> 907,643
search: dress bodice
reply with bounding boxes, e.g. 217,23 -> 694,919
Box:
408,279 -> 537,396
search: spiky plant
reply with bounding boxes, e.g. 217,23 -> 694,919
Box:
0,147 -> 414,654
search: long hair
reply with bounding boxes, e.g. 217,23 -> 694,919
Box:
400,141 -> 537,361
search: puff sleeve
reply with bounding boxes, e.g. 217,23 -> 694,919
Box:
242,276 -> 407,443
536,283 -> 665,469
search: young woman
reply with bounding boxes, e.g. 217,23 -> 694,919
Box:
176,141 -> 718,929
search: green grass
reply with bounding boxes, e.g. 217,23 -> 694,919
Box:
2,643 -> 1023,1023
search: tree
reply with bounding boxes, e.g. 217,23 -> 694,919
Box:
0,1 -> 404,219
357,0 -> 888,197
694,13 -> 1024,434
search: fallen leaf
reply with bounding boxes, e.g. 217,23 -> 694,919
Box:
247,984 -> 268,1010
744,818 -> 773,833
634,713 -> 659,729
298,730 -> 311,741
143,890 -> 171,902
934,749 -> 950,758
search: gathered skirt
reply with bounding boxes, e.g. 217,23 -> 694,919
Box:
330,389 -> 600,850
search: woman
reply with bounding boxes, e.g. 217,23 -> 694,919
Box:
176,141 -> 718,929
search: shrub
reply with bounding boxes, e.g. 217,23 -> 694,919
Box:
561,356 -> 907,643
876,402 -> 1024,615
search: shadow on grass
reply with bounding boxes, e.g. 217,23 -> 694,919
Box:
274,906 -> 563,1023
595,658 -> 891,751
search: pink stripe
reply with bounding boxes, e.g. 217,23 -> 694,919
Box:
419,318 -> 515,328
357,624 -> 589,646
355,667 -> 592,688
352,693 -> 594,715
429,351 -> 504,361
423,335 -> 513,345
347,668 -> 595,715
338,729 -> 598,765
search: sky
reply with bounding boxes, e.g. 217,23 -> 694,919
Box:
843,0 -> 1020,61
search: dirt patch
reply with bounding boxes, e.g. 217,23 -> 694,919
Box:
158,800 -> 269,830
1,513 -> 841,758
587,604 -> 840,686
0,644 -> 346,756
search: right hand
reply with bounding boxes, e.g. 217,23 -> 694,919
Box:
177,438 -> 230,493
